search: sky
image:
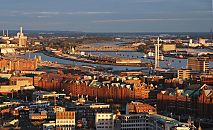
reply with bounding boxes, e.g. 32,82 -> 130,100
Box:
0,0 -> 212,32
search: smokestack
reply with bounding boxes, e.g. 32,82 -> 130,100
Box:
20,27 -> 23,34
7,30 -> 8,37
3,29 -> 4,36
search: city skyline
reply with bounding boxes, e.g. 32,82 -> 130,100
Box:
0,0 -> 212,32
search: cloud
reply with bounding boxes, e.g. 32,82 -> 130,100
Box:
94,18 -> 213,23
133,0 -> 167,3
39,11 -> 60,15
14,11 -> 113,18
37,15 -> 52,18
20,11 -> 113,16
64,12 -> 113,15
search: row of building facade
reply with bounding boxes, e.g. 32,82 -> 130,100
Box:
36,73 -> 155,101
0,58 -> 38,72
157,84 -> 213,119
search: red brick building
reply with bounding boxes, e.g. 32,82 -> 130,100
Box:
201,74 -> 213,85
127,101 -> 156,114
37,72 -> 155,101
37,72 -> 73,91
0,58 -> 38,71
197,85 -> 213,117
157,84 -> 213,119
62,79 -> 155,101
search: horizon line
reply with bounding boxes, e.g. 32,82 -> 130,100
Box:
0,29 -> 212,34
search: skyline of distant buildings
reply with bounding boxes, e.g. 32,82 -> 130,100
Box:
1,27 -> 27,48
0,24 -> 212,129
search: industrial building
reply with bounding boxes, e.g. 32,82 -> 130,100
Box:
162,44 -> 176,52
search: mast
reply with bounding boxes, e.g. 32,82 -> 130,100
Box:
155,37 -> 160,69
157,37 -> 160,68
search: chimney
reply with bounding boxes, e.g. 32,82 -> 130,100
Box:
20,27 -> 23,34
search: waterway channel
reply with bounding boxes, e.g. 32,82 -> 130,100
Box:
21,51 -> 213,71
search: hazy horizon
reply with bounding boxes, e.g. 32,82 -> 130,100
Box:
0,0 -> 212,32
2,29 -> 213,33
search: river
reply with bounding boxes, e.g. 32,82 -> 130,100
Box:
22,51 -> 213,71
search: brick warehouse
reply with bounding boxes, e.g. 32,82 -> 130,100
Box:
36,72 -> 155,101
0,58 -> 38,71
157,84 -> 213,119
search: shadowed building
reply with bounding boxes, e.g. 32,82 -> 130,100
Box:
187,57 -> 209,73
157,84 -> 213,119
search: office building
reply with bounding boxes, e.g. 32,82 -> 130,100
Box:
95,113 -> 115,130
118,113 -> 191,130
56,111 -> 75,130
74,103 -> 112,129
178,69 -> 191,80
187,57 -> 209,73
177,69 -> 199,80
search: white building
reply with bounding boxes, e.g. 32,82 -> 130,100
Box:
33,91 -> 66,99
199,38 -> 206,45
90,103 -> 110,109
56,111 -> 75,130
95,113 -> 115,130
188,39 -> 201,47
118,113 -> 191,130
14,27 -> 27,47
0,48 -> 16,54
43,121 -> 56,130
